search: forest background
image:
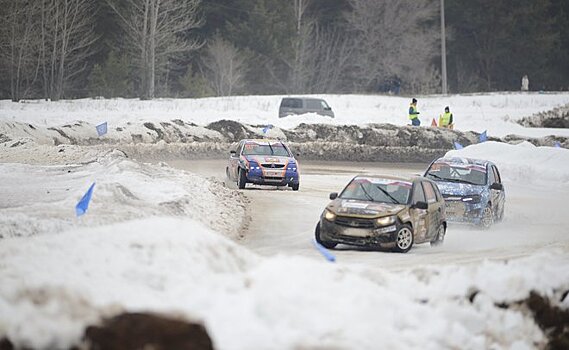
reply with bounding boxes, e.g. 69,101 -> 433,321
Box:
1,0 -> 568,101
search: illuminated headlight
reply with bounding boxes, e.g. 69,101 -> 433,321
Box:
462,195 -> 481,204
324,209 -> 336,221
375,216 -> 396,226
253,166 -> 260,170
287,167 -> 297,171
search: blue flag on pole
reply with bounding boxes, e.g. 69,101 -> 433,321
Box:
96,122 -> 107,136
479,130 -> 487,142
75,182 -> 95,217
554,141 -> 561,148
262,124 -> 273,134
312,239 -> 336,263
454,141 -> 463,150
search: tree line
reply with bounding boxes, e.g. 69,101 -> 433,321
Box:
1,0 -> 568,101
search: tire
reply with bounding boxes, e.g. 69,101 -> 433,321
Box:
315,223 -> 337,249
237,168 -> 247,189
394,224 -> 414,253
478,204 -> 494,229
430,224 -> 446,247
291,183 -> 299,191
225,167 -> 230,180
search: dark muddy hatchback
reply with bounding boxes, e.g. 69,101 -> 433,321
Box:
315,175 -> 447,253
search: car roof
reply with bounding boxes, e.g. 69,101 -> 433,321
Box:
241,138 -> 287,144
433,157 -> 493,167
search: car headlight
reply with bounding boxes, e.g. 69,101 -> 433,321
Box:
324,209 -> 336,221
375,215 -> 396,226
462,194 -> 481,204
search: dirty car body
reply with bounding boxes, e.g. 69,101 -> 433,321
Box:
315,175 -> 447,253
226,139 -> 300,190
424,157 -> 505,228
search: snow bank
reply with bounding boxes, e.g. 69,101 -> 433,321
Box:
446,141 -> 569,186
1,216 -> 567,349
0,149 -> 247,239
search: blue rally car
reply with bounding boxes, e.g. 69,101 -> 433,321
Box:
424,157 -> 505,228
226,139 -> 300,190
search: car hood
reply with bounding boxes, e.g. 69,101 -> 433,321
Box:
245,155 -> 295,164
435,181 -> 485,196
328,199 -> 406,218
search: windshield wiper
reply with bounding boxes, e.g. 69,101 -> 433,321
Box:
267,142 -> 274,155
374,185 -> 402,204
427,173 -> 445,180
359,183 -> 376,202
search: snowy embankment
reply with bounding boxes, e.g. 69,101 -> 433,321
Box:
1,140 -> 569,348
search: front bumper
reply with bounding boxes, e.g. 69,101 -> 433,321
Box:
246,167 -> 299,186
444,200 -> 485,224
319,216 -> 399,249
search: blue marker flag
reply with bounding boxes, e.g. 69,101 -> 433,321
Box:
75,182 -> 95,217
479,130 -> 487,142
312,239 -> 336,263
262,124 -> 273,134
96,122 -> 107,136
454,141 -> 463,150
554,141 -> 561,148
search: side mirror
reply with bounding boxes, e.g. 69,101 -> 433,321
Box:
329,192 -> 338,200
413,201 -> 428,210
490,182 -> 503,191
230,150 -> 236,156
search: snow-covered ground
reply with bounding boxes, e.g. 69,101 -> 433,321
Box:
1,93 -> 569,349
2,92 -> 569,139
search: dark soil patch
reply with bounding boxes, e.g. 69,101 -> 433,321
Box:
83,312 -> 214,350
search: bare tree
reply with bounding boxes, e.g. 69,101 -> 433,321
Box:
203,36 -> 246,96
0,0 -> 42,101
345,0 -> 439,93
37,0 -> 99,100
106,0 -> 203,99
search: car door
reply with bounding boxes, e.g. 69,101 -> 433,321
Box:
489,165 -> 505,214
229,141 -> 243,180
421,181 -> 441,241
409,182 -> 429,241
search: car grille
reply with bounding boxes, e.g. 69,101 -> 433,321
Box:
262,163 -> 285,169
335,216 -> 375,228
445,202 -> 465,217
263,176 -> 283,182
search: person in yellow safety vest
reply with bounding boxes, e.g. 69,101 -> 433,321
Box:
409,98 -> 420,126
439,106 -> 454,129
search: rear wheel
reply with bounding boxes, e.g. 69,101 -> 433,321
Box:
315,223 -> 337,249
237,168 -> 247,189
430,224 -> 446,247
394,224 -> 414,253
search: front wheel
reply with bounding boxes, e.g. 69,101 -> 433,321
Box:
291,183 -> 299,191
237,168 -> 247,189
315,223 -> 337,249
479,205 -> 494,229
430,224 -> 446,247
394,224 -> 414,253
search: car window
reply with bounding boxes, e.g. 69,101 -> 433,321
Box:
242,142 -> 290,157
412,182 -> 426,203
488,166 -> 496,184
432,183 -> 443,201
340,177 -> 412,204
422,182 -> 437,204
492,166 -> 501,183
320,100 -> 330,109
305,99 -> 321,109
425,161 -> 487,186
281,98 -> 302,108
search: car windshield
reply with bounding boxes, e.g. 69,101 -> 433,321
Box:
425,162 -> 486,186
340,177 -> 411,204
242,142 -> 290,157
